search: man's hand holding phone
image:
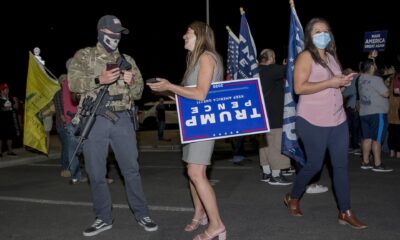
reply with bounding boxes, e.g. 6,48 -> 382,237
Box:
98,63 -> 120,84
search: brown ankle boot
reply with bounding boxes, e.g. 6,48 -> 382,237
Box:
284,193 -> 303,216
338,210 -> 367,229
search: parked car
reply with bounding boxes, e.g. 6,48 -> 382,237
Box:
138,100 -> 178,129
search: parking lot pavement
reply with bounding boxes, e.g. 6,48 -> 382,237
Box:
0,129 -> 255,168
0,149 -> 399,240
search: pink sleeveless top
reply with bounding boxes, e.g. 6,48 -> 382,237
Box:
297,54 -> 346,127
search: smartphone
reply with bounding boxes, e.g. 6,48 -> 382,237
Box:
106,63 -> 119,71
146,78 -> 159,83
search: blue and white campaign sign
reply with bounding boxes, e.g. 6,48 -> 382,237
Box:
176,78 -> 270,144
364,30 -> 387,52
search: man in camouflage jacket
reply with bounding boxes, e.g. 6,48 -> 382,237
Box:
68,15 -> 158,237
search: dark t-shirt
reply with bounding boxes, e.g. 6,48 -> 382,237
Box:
156,103 -> 165,121
259,64 -> 286,129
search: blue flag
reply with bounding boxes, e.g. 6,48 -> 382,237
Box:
238,12 -> 259,79
226,28 -> 240,80
281,5 -> 306,166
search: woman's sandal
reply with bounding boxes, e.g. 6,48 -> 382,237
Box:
193,229 -> 226,240
184,214 -> 208,232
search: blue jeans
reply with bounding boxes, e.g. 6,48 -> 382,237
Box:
232,136 -> 245,162
157,120 -> 165,140
66,123 -> 84,179
56,125 -> 69,170
345,107 -> 361,149
291,117 -> 350,211
83,112 -> 149,224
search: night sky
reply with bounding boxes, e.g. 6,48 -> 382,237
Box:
4,0 -> 399,103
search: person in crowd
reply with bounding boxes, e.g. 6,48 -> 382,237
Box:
358,59 -> 392,172
283,18 -> 367,229
58,59 -> 88,184
0,83 -> 19,156
54,72 -> 70,177
68,15 -> 158,236
148,21 -> 226,240
342,68 -> 361,154
388,68 -> 400,158
257,48 -> 292,185
156,97 -> 170,141
41,102 -> 55,153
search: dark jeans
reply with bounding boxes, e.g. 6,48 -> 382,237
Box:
84,112 -> 149,224
157,120 -> 165,140
56,125 -> 69,170
232,136 -> 245,162
291,117 -> 350,211
345,107 -> 361,149
66,123 -> 85,179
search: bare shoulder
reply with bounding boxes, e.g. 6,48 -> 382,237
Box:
295,51 -> 313,67
296,50 -> 312,62
200,52 -> 217,66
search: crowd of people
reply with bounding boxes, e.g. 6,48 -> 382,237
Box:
2,13 -> 400,239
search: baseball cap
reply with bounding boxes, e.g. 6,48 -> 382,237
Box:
0,83 -> 9,90
97,15 -> 129,34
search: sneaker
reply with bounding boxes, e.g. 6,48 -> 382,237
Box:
107,178 -> 114,184
306,184 -> 328,194
281,167 -> 296,176
70,177 -> 88,185
352,149 -> 362,155
82,219 -> 112,237
268,174 -> 292,186
138,216 -> 158,232
260,173 -> 271,182
372,164 -> 393,172
360,162 -> 373,170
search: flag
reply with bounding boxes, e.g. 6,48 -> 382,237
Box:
238,10 -> 259,79
24,52 -> 60,154
226,27 -> 240,80
281,3 -> 306,165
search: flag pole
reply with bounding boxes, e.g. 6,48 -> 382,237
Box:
206,0 -> 210,25
240,7 -> 245,15
289,0 -> 294,7
226,26 -> 232,33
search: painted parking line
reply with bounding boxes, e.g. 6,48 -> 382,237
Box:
30,163 -> 253,170
0,196 -> 194,212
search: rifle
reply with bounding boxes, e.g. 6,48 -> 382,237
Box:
66,85 -> 109,171
66,55 -> 132,172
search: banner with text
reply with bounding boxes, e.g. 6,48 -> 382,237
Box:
176,78 -> 270,144
363,30 -> 387,52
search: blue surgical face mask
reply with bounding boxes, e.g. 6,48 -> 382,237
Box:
312,32 -> 331,49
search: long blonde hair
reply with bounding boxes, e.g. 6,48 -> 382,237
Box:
182,21 -> 220,82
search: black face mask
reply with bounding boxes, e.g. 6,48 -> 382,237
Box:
98,31 -> 121,52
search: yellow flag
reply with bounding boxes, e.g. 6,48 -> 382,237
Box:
23,52 -> 60,154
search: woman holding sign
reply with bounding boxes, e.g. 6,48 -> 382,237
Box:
147,21 -> 226,240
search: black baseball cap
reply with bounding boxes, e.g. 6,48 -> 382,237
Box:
97,15 -> 129,34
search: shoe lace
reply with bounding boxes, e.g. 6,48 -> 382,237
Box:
141,217 -> 153,224
92,219 -> 104,227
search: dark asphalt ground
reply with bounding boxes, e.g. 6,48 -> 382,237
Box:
0,133 -> 399,239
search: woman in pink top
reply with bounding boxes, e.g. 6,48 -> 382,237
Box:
283,18 -> 367,229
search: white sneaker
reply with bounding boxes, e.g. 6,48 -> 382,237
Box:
306,184 -> 328,194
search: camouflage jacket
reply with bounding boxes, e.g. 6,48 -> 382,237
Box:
68,43 -> 143,115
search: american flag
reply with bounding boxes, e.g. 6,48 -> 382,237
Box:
238,11 -> 259,79
281,3 -> 306,165
226,28 -> 239,80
